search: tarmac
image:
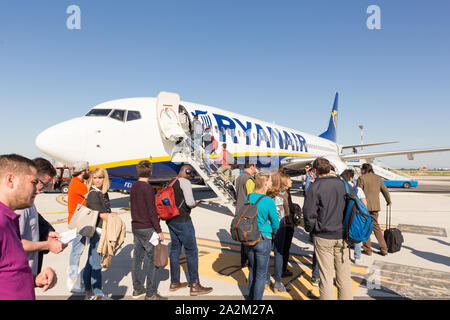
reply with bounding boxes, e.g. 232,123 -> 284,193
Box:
34,176 -> 450,300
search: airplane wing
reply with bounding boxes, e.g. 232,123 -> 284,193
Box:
340,147 -> 450,161
342,141 -> 399,150
281,147 -> 450,172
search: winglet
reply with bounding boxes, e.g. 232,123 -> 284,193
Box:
319,92 -> 338,142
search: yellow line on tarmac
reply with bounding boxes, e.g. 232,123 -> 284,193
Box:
50,219 -> 68,225
179,236 -> 367,300
56,195 -> 68,206
41,210 -> 67,215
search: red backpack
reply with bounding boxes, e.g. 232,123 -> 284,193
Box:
155,178 -> 181,220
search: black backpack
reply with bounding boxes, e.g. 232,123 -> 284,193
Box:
383,205 -> 404,253
230,195 -> 267,246
288,203 -> 304,227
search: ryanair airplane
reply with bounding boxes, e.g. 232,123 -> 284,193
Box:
35,92 -> 450,189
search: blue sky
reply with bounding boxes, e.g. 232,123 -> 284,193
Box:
1,0 -> 449,168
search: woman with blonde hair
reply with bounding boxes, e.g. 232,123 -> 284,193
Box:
245,173 -> 279,300
83,167 -> 111,300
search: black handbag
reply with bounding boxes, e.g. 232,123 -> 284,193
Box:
289,203 -> 304,227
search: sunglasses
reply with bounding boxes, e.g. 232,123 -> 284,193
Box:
38,179 -> 50,188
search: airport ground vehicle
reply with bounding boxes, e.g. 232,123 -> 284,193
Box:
383,179 -> 418,189
51,166 -> 72,193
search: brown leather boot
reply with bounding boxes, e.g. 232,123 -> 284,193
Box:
169,282 -> 189,292
190,282 -> 213,296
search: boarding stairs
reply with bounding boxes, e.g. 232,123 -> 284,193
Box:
155,91 -> 236,214
171,138 -> 236,214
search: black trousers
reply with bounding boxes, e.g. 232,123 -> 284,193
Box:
241,243 -> 248,266
282,226 -> 294,272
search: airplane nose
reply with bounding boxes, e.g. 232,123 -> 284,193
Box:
36,118 -> 88,165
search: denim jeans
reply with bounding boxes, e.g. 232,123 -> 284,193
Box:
68,233 -> 87,280
354,242 -> 362,259
311,234 -> 320,280
131,228 -> 161,296
82,231 -> 103,296
247,238 -> 272,300
204,150 -> 213,174
193,137 -> 202,159
312,251 -> 320,280
167,220 -> 199,284
268,227 -> 285,284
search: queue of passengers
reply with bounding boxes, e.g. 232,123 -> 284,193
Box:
0,151 -> 391,301
0,154 -> 212,300
240,158 -> 392,301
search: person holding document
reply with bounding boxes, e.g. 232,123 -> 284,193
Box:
82,167 -> 112,300
129,160 -> 166,300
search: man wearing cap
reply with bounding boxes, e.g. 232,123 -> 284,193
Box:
166,165 -> 213,296
66,160 -> 90,292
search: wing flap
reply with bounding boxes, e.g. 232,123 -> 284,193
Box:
340,147 -> 450,161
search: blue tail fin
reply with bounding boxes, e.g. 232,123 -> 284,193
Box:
319,93 -> 339,142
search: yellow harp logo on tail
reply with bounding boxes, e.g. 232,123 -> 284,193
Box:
331,110 -> 338,129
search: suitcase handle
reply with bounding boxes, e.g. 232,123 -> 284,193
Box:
385,205 -> 392,230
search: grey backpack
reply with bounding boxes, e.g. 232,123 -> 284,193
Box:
230,195 -> 267,246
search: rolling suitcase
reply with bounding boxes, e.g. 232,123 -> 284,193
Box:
383,205 -> 404,253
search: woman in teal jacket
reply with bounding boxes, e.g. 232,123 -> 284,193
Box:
245,173 -> 280,300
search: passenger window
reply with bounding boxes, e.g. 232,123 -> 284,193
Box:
85,109 -> 112,117
126,111 -> 141,122
110,109 -> 126,122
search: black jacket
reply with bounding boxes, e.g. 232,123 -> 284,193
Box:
302,176 -> 346,240
167,179 -> 192,223
86,187 -> 111,228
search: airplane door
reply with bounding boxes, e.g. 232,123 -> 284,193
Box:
156,91 -> 186,142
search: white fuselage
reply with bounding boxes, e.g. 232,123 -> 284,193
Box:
36,97 -> 340,179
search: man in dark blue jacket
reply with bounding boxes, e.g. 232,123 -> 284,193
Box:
303,158 -> 352,300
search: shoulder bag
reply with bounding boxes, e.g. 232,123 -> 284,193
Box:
68,191 -> 99,238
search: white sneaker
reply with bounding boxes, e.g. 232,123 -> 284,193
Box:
88,294 -> 112,300
67,276 -> 84,293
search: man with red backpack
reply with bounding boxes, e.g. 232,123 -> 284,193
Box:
165,165 -> 213,296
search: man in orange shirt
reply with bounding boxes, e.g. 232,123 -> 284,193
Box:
67,161 -> 90,292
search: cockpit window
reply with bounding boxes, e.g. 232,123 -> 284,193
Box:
109,109 -> 126,122
85,109 -> 112,117
126,111 -> 141,122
